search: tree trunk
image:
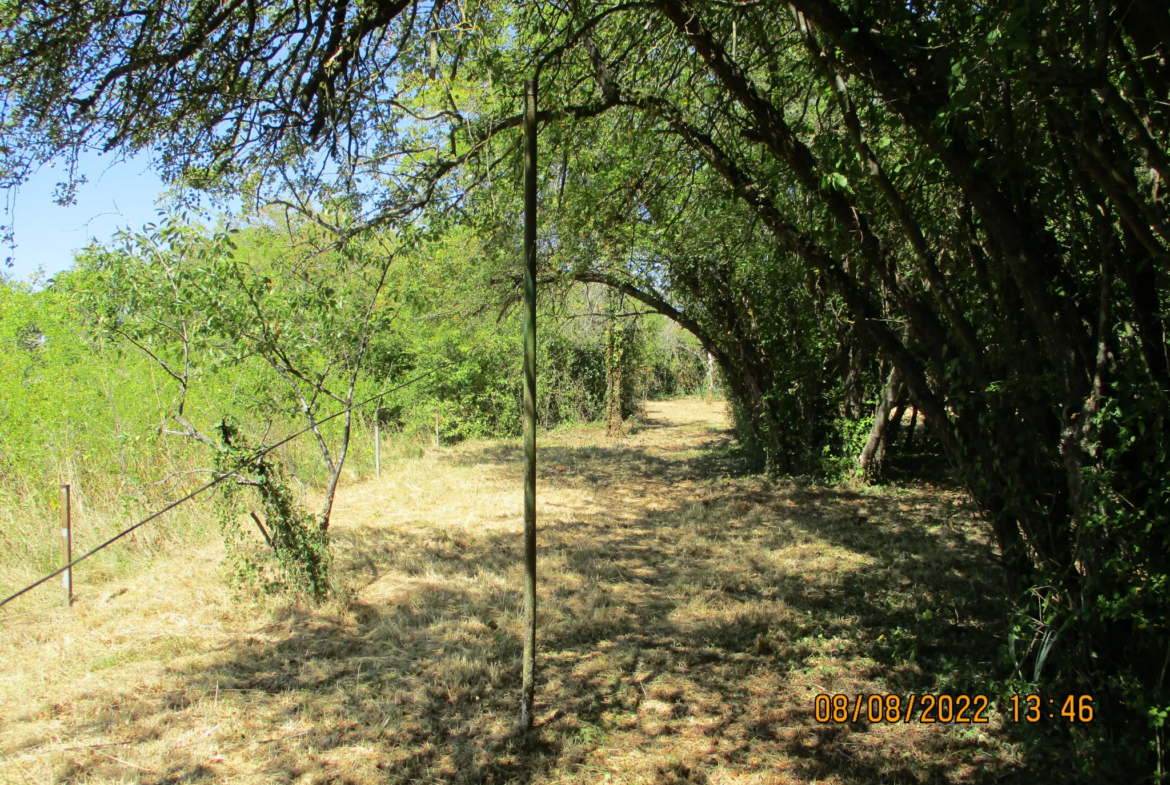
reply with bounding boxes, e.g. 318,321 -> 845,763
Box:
858,367 -> 903,482
880,398 -> 907,463
605,293 -> 625,438
605,351 -> 624,437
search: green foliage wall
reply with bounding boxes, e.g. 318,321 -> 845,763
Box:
0,274 -> 219,589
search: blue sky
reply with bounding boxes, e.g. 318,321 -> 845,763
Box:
4,150 -> 168,281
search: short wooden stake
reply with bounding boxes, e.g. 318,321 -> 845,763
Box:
250,511 -> 274,550
60,484 -> 72,607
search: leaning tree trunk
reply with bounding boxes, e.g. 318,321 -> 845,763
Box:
605,293 -> 626,438
858,366 -> 903,482
882,398 -> 907,454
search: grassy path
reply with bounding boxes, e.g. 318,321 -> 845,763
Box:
1,399 -> 1026,784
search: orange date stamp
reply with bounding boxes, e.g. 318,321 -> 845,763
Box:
813,693 -> 991,724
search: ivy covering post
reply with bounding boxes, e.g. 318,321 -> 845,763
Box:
518,77 -> 539,734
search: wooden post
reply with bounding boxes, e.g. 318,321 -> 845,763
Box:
518,77 -> 538,734
249,511 -> 275,550
375,414 -> 381,478
60,484 -> 72,607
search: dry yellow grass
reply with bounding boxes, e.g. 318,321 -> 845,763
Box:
0,399 -> 1026,784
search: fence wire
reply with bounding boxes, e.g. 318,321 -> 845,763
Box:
0,365 -> 454,608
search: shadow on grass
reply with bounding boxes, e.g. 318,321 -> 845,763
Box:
18,405 -> 1067,784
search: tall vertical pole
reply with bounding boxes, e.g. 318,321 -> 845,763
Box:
518,77 -> 538,734
60,484 -> 72,607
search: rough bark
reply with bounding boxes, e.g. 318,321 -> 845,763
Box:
604,298 -> 626,438
858,367 -> 902,482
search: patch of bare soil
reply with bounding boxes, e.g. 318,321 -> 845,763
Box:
0,399 -> 1027,783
